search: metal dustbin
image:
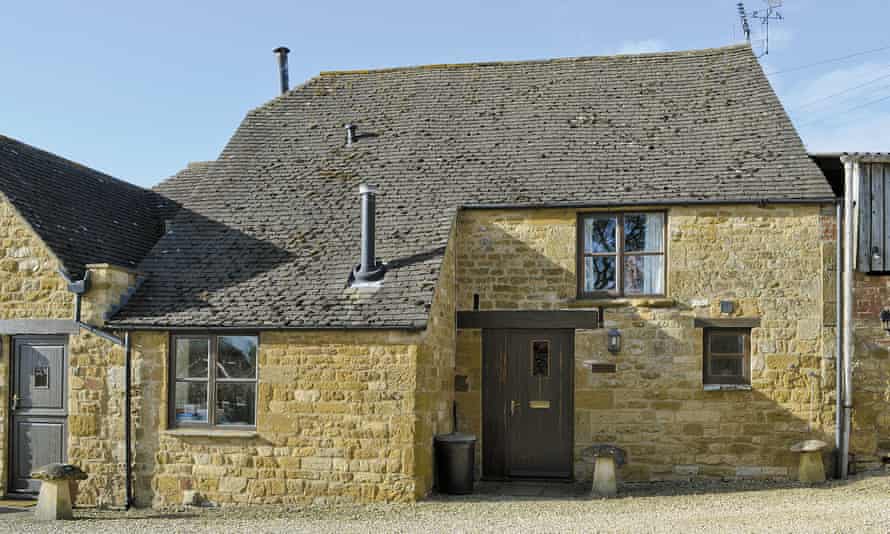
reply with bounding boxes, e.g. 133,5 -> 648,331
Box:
434,432 -> 476,494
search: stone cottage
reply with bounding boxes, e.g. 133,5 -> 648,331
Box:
0,43 -> 888,507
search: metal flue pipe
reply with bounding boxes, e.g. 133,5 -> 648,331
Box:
273,46 -> 290,95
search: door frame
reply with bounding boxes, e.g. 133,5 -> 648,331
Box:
481,327 -> 575,481
7,335 -> 69,495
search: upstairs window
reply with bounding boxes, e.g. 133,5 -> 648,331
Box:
703,328 -> 750,386
577,212 -> 665,297
170,334 -> 258,429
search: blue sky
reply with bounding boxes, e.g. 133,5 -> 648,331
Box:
2,1 -> 890,188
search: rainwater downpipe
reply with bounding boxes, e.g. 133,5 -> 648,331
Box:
61,270 -> 134,508
835,199 -> 844,478
840,157 -> 858,479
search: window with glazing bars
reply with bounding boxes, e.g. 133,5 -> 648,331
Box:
578,212 -> 666,297
169,335 -> 258,428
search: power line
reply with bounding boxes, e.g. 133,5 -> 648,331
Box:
766,44 -> 890,76
797,92 -> 890,127
791,71 -> 890,110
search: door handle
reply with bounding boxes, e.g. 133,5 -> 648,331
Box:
510,400 -> 519,416
11,394 -> 18,411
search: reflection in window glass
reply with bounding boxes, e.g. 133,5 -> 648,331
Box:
34,367 -> 49,388
532,341 -> 550,377
175,382 -> 208,422
624,255 -> 664,295
175,338 -> 209,378
710,334 -> 745,354
709,357 -> 743,377
216,383 -> 256,426
584,256 -> 616,292
624,213 -> 664,252
584,216 -> 617,253
217,336 -> 258,379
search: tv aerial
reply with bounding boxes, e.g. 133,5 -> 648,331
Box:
737,1 -> 784,57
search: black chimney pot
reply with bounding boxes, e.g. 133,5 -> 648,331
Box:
273,46 -> 290,95
352,184 -> 385,283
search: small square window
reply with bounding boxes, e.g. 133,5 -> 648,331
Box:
704,328 -> 751,385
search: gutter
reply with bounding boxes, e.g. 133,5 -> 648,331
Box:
459,197 -> 838,210
59,269 -> 134,509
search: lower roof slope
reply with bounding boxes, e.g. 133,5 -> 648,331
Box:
0,135 -> 167,278
110,43 -> 834,329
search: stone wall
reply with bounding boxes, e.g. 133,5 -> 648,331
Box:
133,330 -> 427,506
0,197 -> 73,320
454,205 -> 836,481
847,271 -> 890,471
413,223 -> 457,497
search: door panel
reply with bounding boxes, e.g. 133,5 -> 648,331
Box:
11,420 -> 65,492
10,336 -> 68,493
482,329 -> 573,480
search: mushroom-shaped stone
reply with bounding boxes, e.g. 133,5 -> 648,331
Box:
790,440 -> 827,484
31,463 -> 88,521
581,444 -> 627,498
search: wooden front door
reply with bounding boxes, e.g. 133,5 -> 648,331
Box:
483,329 -> 573,479
9,336 -> 68,494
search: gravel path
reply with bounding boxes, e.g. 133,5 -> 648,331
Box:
3,475 -> 889,533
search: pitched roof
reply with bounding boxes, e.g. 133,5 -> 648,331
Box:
0,135 -> 167,278
110,44 -> 834,329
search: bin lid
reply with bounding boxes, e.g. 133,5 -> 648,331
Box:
434,432 -> 477,443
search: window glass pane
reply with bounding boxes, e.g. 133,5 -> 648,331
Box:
531,341 -> 550,377
710,334 -> 745,354
624,255 -> 664,295
216,383 -> 256,426
583,216 -> 617,253
584,256 -> 616,292
217,336 -> 258,379
175,338 -> 209,378
624,213 -> 664,252
174,382 -> 208,423
709,356 -> 743,377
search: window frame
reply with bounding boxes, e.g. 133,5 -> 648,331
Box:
576,211 -> 667,298
167,332 -> 259,430
703,328 -> 751,386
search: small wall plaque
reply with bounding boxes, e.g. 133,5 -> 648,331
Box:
529,400 -> 551,409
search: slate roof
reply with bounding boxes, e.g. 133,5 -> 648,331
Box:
109,43 -> 834,329
0,135 -> 167,278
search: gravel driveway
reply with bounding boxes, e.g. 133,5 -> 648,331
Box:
3,475 -> 889,533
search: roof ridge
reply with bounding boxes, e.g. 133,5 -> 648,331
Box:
0,133 -> 149,194
318,43 -> 752,77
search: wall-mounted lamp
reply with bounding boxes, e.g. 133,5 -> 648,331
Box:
881,309 -> 890,334
607,329 -> 622,354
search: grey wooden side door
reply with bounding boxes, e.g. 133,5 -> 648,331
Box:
10,336 -> 68,493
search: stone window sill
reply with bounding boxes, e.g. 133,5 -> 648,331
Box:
568,297 -> 676,309
164,428 -> 258,439
703,384 -> 752,392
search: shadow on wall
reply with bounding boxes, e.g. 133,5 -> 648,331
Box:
452,218 -> 837,484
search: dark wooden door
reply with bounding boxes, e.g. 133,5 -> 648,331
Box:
9,336 -> 68,493
483,329 -> 573,479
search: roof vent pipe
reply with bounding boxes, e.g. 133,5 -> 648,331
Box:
353,184 -> 385,283
273,46 -> 290,95
345,123 -> 356,146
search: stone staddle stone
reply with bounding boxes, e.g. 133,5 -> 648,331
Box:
582,444 -> 627,498
31,463 -> 88,521
790,440 -> 827,484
